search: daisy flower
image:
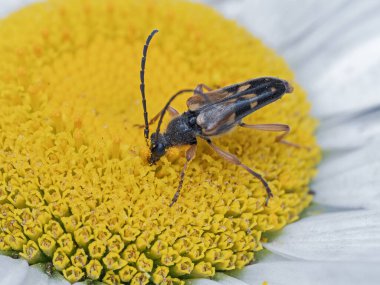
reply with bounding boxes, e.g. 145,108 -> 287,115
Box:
0,1 -> 378,285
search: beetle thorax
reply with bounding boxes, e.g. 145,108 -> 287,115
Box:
164,113 -> 198,147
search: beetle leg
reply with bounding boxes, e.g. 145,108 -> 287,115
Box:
194,84 -> 214,103
195,83 -> 213,93
169,144 -> 197,207
152,106 -> 179,123
205,138 -> 273,206
239,123 -> 304,148
135,106 -> 179,128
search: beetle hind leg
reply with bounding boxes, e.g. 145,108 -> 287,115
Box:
239,123 -> 306,149
204,138 -> 273,206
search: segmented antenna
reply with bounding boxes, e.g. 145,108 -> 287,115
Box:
140,29 -> 159,145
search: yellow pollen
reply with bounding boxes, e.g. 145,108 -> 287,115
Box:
0,0 -> 320,283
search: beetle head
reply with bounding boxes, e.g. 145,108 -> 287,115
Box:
149,133 -> 168,164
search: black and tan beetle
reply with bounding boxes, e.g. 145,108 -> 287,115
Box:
137,29 -> 299,207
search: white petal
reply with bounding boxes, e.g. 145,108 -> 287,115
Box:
313,140 -> 380,209
197,0 -> 247,19
282,2 -> 380,71
0,0 -> 42,18
213,273 -> 249,285
317,108 -> 380,150
0,256 -> 29,285
22,266 -> 48,285
229,261 -> 380,285
317,141 -> 380,179
48,276 -> 69,285
219,1 -> 380,117
307,35 -> 380,117
220,0 -> 349,51
188,279 -> 221,285
255,251 -> 290,263
264,210 -> 380,261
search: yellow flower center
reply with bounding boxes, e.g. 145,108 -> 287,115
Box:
0,0 -> 320,284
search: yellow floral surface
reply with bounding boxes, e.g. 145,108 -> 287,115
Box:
0,0 -> 320,284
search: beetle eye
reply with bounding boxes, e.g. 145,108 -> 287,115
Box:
155,143 -> 165,154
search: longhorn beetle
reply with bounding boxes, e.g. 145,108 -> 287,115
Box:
138,29 -> 298,207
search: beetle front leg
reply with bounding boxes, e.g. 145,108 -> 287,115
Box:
169,144 -> 197,207
135,106 -> 179,128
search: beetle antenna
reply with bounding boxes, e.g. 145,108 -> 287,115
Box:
140,29 -> 159,145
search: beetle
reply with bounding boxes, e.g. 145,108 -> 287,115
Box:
138,29 -> 298,207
